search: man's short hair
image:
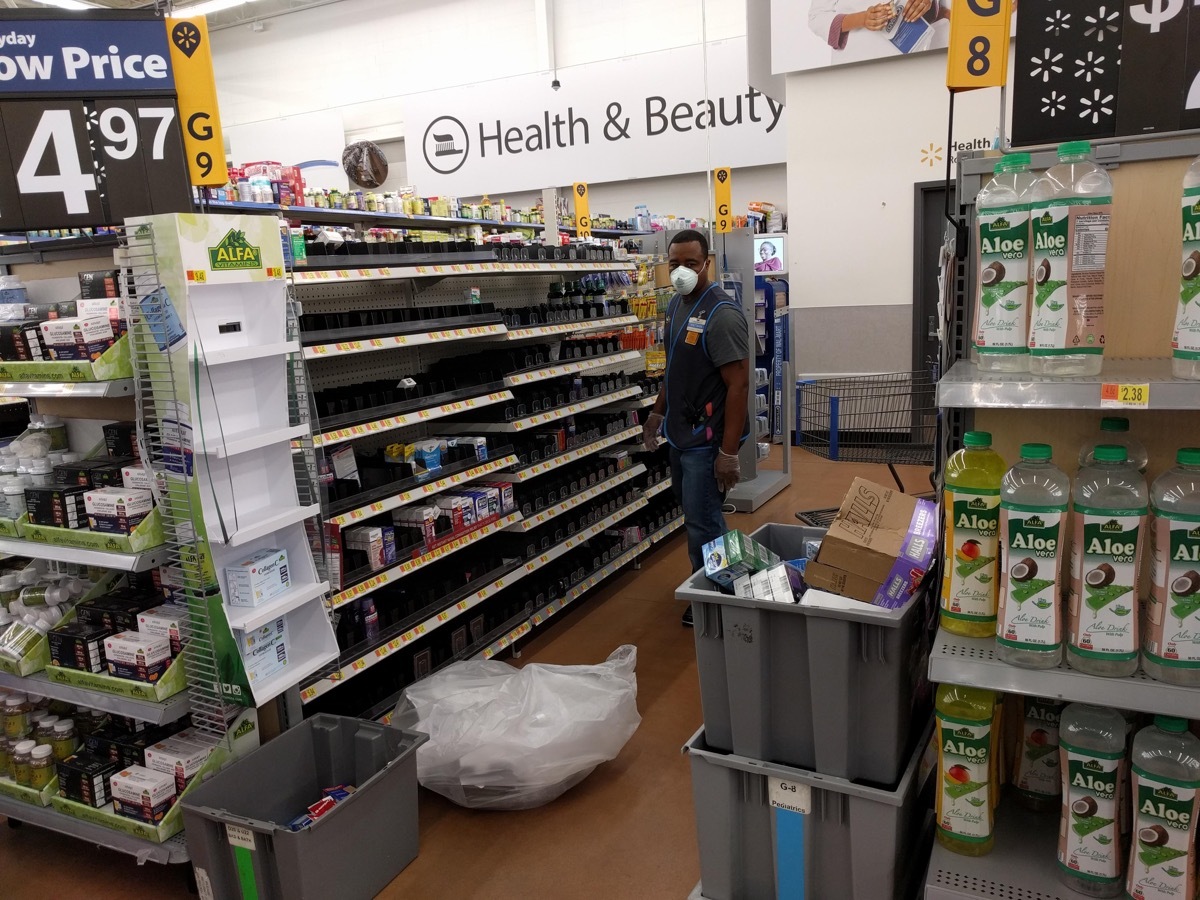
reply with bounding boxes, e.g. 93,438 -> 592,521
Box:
669,229 -> 709,258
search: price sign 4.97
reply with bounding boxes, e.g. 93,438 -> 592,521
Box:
0,98 -> 191,229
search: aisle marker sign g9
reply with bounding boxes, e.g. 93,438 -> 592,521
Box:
165,16 -> 229,188
0,10 -> 200,230
945,0 -> 1013,92
714,167 -> 733,234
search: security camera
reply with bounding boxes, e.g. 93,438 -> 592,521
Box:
551,79 -> 561,91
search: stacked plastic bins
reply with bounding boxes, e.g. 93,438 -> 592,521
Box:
677,523 -> 938,900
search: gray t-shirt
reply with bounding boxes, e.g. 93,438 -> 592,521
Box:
667,283 -> 750,369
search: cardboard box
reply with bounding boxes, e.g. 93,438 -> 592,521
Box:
109,765 -> 176,823
25,484 -> 87,529
144,737 -> 213,794
76,594 -> 161,633
808,477 -> 938,609
85,727 -> 162,769
237,616 -> 289,684
343,527 -> 385,572
78,269 -> 120,300
56,752 -> 117,808
88,458 -> 138,489
103,422 -> 139,461
136,605 -> 190,655
732,563 -> 797,604
103,631 -> 171,668
225,548 -> 290,608
85,487 -> 153,534
107,657 -> 172,683
121,464 -> 153,491
0,320 -> 48,361
48,622 -> 110,672
703,530 -> 780,587
39,316 -> 114,361
54,459 -> 109,488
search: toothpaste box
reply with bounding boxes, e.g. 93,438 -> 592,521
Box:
237,616 -> 289,684
84,487 -> 153,534
144,737 -> 213,793
103,631 -> 171,668
39,315 -> 114,362
136,605 -> 190,655
121,464 -> 153,491
109,765 -> 176,823
225,548 -> 290,608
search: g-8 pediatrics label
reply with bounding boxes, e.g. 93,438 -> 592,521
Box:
1068,506 -> 1145,661
1145,512 -> 1200,670
936,713 -> 993,842
1058,742 -> 1125,886
942,488 -> 1000,625
974,204 -> 1031,354
1030,197 -> 1111,356
1126,767 -> 1199,900
1175,187 -> 1200,362
998,504 -> 1066,652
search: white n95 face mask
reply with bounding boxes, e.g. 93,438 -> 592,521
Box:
670,265 -> 699,295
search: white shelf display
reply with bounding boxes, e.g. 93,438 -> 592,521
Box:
125,213 -> 337,710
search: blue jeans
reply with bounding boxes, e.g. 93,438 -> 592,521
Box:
670,446 -> 728,575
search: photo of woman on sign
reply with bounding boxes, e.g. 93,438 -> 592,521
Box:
807,0 -> 951,64
754,241 -> 783,273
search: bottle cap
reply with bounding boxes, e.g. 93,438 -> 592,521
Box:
1154,715 -> 1188,733
30,744 -> 52,759
43,586 -> 68,605
4,693 -> 25,706
38,715 -> 57,729
1058,140 -> 1092,159
0,574 -> 18,590
1177,448 -> 1200,467
1093,444 -> 1128,463
1100,416 -> 1130,432
1007,152 -> 1032,169
963,431 -> 993,448
29,710 -> 47,724
13,740 -> 35,754
1020,443 -> 1053,460
54,719 -> 73,734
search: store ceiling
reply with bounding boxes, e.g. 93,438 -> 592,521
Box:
3,0 -> 342,31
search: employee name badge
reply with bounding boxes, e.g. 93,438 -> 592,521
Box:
685,316 -> 705,346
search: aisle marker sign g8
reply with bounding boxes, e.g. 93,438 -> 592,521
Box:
945,0 -> 1013,92
714,167 -> 733,234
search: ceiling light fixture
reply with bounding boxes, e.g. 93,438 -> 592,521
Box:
30,0 -> 98,10
177,0 -> 259,17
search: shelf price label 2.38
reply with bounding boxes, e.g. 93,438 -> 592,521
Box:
945,0 -> 1013,92
1101,382 -> 1151,410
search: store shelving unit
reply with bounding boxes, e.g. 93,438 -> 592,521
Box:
437,386 -> 641,433
0,380 -> 135,398
504,464 -> 647,531
0,539 -> 167,572
0,671 -> 191,725
492,427 -> 640,481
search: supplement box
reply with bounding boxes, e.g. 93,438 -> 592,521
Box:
86,727 -> 162,769
144,737 -> 214,794
805,477 -> 938,610
39,315 -> 114,361
137,605 -> 190,655
24,484 -> 87,529
103,631 -> 171,668
238,617 -> 289,684
77,297 -> 126,337
107,657 -> 172,683
48,622 -> 110,673
343,527 -> 385,572
54,459 -> 109,488
84,487 -> 154,534
0,320 -> 47,361
103,421 -> 139,460
731,564 -> 796,605
56,752 -> 118,808
703,530 -> 781,587
110,765 -> 177,824
78,269 -> 120,300
76,594 -> 162,632
225,548 -> 290,608
88,457 -> 138,489
121,464 -> 152,491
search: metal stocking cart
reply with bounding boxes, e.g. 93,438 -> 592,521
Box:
794,370 -> 938,526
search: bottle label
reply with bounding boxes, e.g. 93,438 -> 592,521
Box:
1176,186 -> 1200,362
998,503 -> 1066,651
1030,197 -> 1111,356
1127,766 -> 1199,900
942,488 -> 1000,624
936,712 -> 993,842
1013,697 -> 1062,800
1058,741 -> 1126,885
974,204 -> 1031,354
1068,505 -> 1145,661
1145,511 -> 1200,670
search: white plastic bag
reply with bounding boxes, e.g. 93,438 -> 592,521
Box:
392,645 -> 640,810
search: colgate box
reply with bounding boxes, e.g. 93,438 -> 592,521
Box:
805,477 -> 938,610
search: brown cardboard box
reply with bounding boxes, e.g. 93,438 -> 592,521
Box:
810,477 -> 938,609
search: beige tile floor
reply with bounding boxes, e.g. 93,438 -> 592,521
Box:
0,450 -> 931,900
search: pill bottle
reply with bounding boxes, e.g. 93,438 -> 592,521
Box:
34,714 -> 58,746
12,739 -> 35,785
0,736 -> 10,777
28,744 -> 54,789
51,719 -> 76,761
3,693 -> 30,739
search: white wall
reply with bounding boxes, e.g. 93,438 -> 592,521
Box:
785,50 -> 1012,310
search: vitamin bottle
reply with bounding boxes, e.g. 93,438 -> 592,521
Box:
27,743 -> 54,790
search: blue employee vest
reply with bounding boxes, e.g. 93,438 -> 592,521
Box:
663,283 -> 749,451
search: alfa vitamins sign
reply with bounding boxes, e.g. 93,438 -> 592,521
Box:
404,38 -> 786,195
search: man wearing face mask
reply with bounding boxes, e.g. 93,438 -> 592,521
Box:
642,229 -> 751,626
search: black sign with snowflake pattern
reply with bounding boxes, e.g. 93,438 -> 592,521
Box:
1012,1 -> 1125,146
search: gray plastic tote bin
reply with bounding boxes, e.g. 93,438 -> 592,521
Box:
685,720 -> 934,900
677,522 -> 935,785
181,714 -> 427,900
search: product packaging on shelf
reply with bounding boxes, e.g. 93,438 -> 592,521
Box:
701,530 -> 781,587
805,477 -> 938,609
237,616 -> 289,684
77,269 -> 119,300
84,487 -> 153,534
38,316 -> 114,362
136,605 -> 190,656
109,764 -> 176,823
24,485 -> 87,529
102,422 -> 139,461
144,736 -> 214,794
47,622 -> 109,673
103,631 -> 171,670
225,548 -> 291,608
56,752 -> 118,808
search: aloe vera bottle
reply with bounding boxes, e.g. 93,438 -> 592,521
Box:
942,432 -> 1006,638
1143,448 -> 1200,687
936,683 -> 998,856
1067,445 -> 1147,678
974,154 -> 1035,372
1125,717 -> 1200,900
997,443 -> 1070,669
1058,703 -> 1128,897
1079,417 -> 1149,474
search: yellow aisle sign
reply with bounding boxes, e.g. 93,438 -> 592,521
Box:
714,167 -> 733,233
166,16 -> 230,187
573,183 -> 591,237
946,0 -> 1012,92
